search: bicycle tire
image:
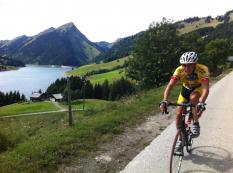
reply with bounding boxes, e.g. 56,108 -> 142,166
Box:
169,130 -> 184,173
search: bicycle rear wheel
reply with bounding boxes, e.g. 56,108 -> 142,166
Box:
169,130 -> 184,173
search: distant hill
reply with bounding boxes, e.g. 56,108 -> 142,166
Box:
0,23 -> 107,66
176,10 -> 233,34
95,41 -> 112,52
94,33 -> 142,63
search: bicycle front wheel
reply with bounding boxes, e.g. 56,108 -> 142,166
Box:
186,133 -> 193,153
169,130 -> 184,173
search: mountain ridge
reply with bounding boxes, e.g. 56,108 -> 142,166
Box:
0,22 -> 111,66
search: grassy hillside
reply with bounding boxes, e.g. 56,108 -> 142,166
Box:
89,69 -> 126,84
66,56 -> 129,76
178,18 -> 223,34
0,101 -> 59,116
66,56 -> 129,84
178,14 -> 233,34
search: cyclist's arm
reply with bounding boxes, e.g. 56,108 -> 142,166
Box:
163,76 -> 178,101
199,78 -> 209,103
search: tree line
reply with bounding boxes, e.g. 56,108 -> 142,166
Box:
0,91 -> 26,107
0,56 -> 25,67
46,76 -> 135,101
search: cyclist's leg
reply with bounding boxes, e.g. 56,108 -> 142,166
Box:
190,87 -> 202,122
176,93 -> 188,129
176,86 -> 190,129
175,86 -> 192,151
190,87 -> 202,137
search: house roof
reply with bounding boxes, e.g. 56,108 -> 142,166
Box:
227,56 -> 233,61
30,92 -> 42,98
52,93 -> 63,100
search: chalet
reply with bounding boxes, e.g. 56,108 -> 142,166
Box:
30,92 -> 47,101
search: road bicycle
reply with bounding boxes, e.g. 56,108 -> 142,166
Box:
161,102 -> 205,173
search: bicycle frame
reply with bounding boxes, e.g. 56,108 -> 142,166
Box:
168,102 -> 195,173
178,103 -> 193,154
160,101 -> 206,173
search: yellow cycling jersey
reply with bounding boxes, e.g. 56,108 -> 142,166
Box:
173,64 -> 209,89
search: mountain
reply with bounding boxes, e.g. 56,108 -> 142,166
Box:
95,41 -> 112,52
0,40 -> 8,47
94,33 -> 142,62
0,23 -> 106,66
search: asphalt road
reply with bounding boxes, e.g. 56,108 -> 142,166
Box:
120,71 -> 233,173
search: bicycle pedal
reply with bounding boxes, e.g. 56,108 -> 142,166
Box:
173,152 -> 184,156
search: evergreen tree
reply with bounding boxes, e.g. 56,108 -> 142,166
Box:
16,91 -> 21,101
21,94 -> 26,101
84,81 -> 93,99
102,80 -> 110,100
109,78 -> 135,100
93,83 -> 102,99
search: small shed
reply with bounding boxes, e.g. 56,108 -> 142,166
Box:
227,56 -> 233,61
50,93 -> 63,102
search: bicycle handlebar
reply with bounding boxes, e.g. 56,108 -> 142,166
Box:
160,102 -> 206,114
167,102 -> 195,107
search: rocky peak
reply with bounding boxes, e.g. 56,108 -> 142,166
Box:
57,22 -> 77,32
37,27 -> 55,36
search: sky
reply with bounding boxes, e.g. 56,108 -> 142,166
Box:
0,0 -> 232,43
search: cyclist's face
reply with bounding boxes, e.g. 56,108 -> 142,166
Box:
182,63 -> 195,74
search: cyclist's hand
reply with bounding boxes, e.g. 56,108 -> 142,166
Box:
159,101 -> 169,114
196,102 -> 206,112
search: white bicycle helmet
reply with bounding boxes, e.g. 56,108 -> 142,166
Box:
180,51 -> 198,64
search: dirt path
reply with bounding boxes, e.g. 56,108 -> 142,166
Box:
50,100 -> 66,111
57,109 -> 176,173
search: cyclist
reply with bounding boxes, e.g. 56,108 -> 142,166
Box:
160,51 -> 209,154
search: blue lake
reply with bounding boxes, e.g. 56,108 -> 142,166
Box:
0,65 -> 72,98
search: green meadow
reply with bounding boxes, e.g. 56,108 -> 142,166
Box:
66,56 -> 129,77
88,69 -> 126,84
65,56 -> 129,84
0,101 -> 59,116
